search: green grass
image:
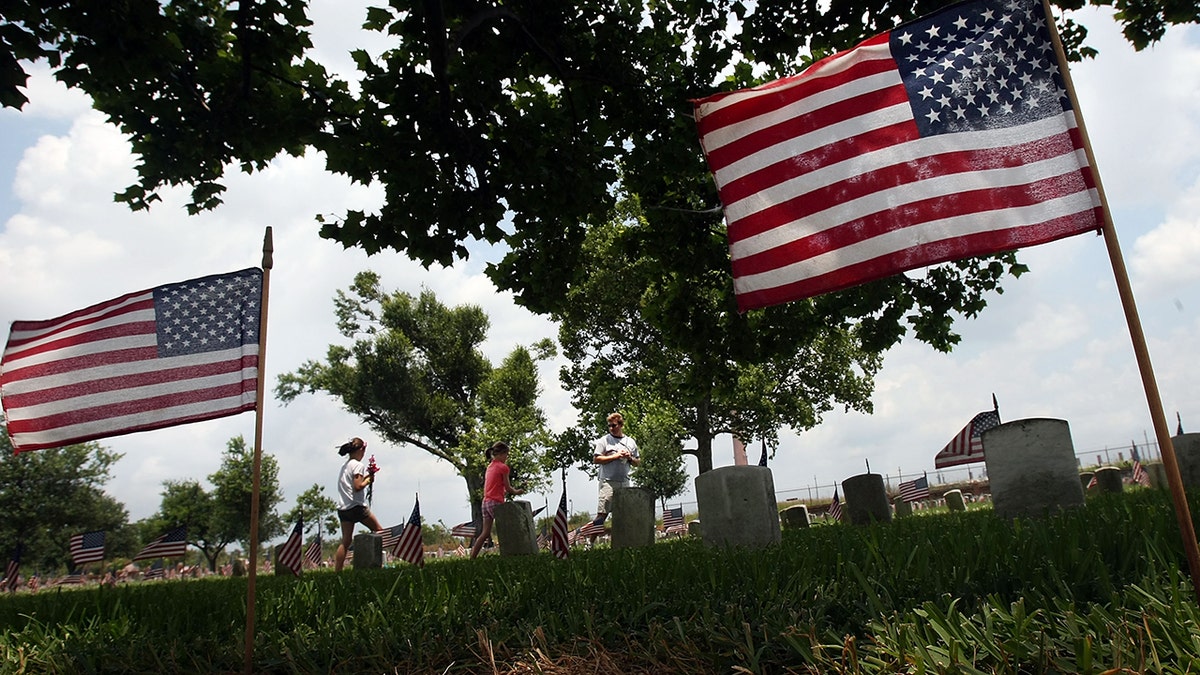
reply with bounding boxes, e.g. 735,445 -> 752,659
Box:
2,489 -> 1198,673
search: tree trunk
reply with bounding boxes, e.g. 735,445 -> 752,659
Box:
464,472 -> 485,527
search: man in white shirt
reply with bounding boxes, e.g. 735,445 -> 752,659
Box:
590,412 -> 641,534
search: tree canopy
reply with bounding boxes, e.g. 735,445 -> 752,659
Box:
0,424 -> 129,572
148,435 -> 283,571
275,271 -> 554,524
3,0 -> 1194,312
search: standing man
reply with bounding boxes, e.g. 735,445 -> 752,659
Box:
591,412 -> 641,535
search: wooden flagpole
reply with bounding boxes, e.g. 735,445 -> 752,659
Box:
1043,0 -> 1200,604
244,227 -> 273,673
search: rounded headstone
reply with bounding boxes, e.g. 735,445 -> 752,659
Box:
494,501 -> 538,556
687,520 -> 702,537
892,496 -> 913,518
1078,472 -> 1094,491
842,473 -> 892,525
1092,466 -> 1123,494
611,487 -> 655,549
781,504 -> 811,529
1173,434 -> 1200,489
984,418 -> 1084,519
943,489 -> 966,511
695,466 -> 781,548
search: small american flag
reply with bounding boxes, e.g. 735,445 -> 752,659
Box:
133,526 -> 188,561
897,475 -> 931,503
278,519 -> 303,577
0,268 -> 262,452
303,534 -> 323,568
143,560 -> 165,580
4,547 -> 21,592
392,497 -> 424,567
693,0 -> 1100,311
69,530 -> 106,565
379,523 -> 405,551
662,506 -> 686,534
57,570 -> 86,586
450,521 -> 476,539
828,488 -> 843,522
935,409 -> 1001,468
551,491 -> 570,560
1131,443 -> 1150,487
578,520 -> 606,538
1086,473 -> 1098,490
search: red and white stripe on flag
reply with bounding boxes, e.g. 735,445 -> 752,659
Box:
278,520 -> 304,577
392,498 -> 424,567
0,268 -> 262,452
693,0 -> 1102,312
551,491 -> 570,560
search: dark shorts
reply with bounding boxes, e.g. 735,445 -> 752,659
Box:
337,504 -> 371,524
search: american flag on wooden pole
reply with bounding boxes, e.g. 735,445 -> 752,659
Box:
828,488 -> 843,522
303,533 -> 323,568
4,546 -> 21,592
1131,442 -> 1150,487
277,519 -> 304,577
379,523 -> 405,552
69,530 -> 106,566
551,490 -> 570,560
391,496 -> 424,568
133,526 -> 188,561
934,404 -> 1002,468
897,474 -> 931,503
0,268 -> 262,452
693,0 -> 1101,312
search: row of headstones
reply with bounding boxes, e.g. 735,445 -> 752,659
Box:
338,422 -> 1200,564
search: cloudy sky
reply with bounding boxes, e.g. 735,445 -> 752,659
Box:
1,3 -> 1197,546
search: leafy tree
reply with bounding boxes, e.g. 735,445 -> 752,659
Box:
556,198 -> 901,473
2,2 -> 1191,303
0,425 -> 128,572
148,435 -> 283,571
624,397 -> 690,506
280,484 -> 338,540
275,272 -> 554,525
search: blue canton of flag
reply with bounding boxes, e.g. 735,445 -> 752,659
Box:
895,0 -> 1070,138
153,271 -> 261,357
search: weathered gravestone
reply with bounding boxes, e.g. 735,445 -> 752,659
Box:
843,473 -> 892,525
943,489 -> 966,511
1092,466 -> 1123,494
494,501 -> 538,556
984,418 -> 1084,519
1079,472 -> 1094,491
695,465 -> 780,548
1173,433 -> 1200,489
612,487 -> 655,549
352,532 -> 383,569
892,496 -> 913,517
781,504 -> 811,529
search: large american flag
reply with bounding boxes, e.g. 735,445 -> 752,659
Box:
551,491 -> 570,560
935,408 -> 1002,468
133,526 -> 188,561
69,530 -> 106,566
278,519 -> 304,577
694,0 -> 1102,311
898,475 -> 931,502
392,497 -> 424,567
0,269 -> 262,452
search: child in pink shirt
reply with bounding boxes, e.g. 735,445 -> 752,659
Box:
471,442 -> 523,559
